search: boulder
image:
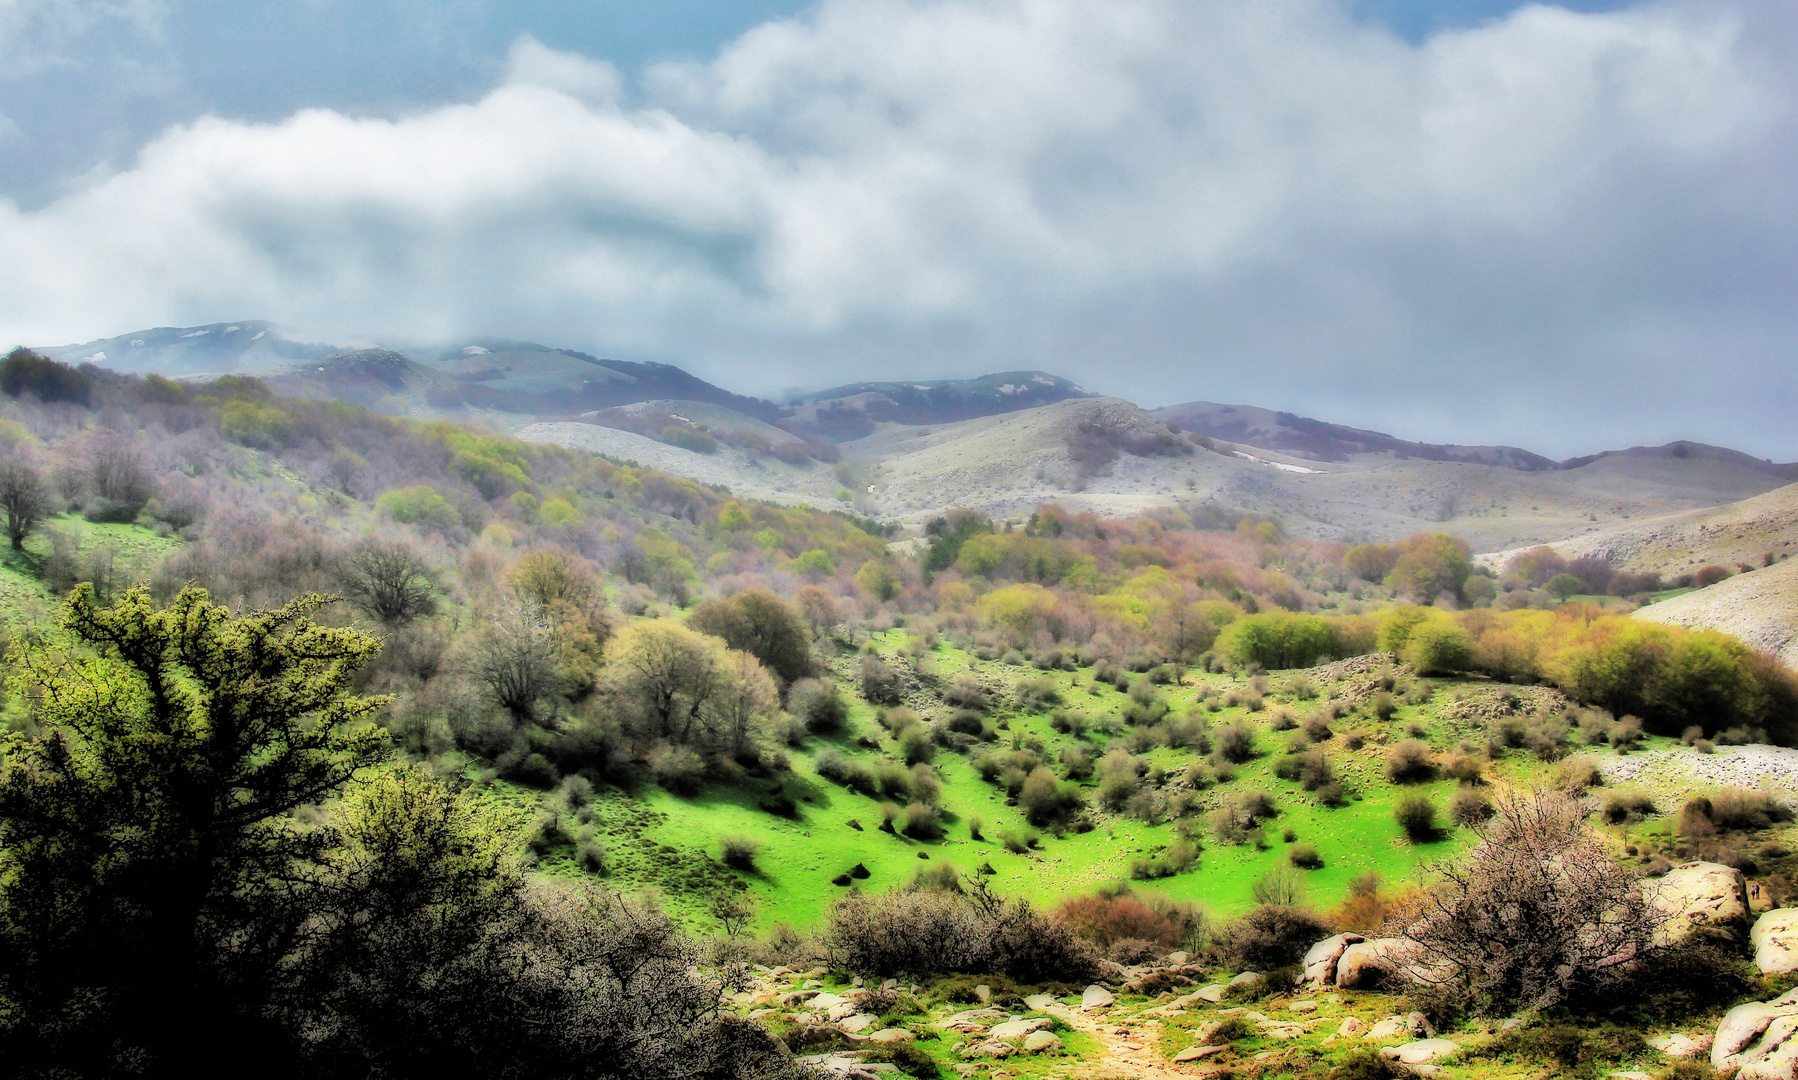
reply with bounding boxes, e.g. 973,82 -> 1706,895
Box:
1289,1000 -> 1318,1013
1754,909 -> 1798,975
1363,1016 -> 1411,1041
1173,1044 -> 1227,1062
1022,994 -> 1057,1012
1338,1017 -> 1369,1039
989,1018 -> 1052,1040
957,1038 -> 1014,1058
1647,1033 -> 1709,1058
1081,985 -> 1116,1010
1194,984 -> 1228,1003
1167,951 -> 1191,966
1652,861 -> 1751,944
1336,939 -> 1408,989
1022,1031 -> 1064,1053
1713,988 -> 1798,1079
1381,1039 -> 1459,1066
811,992 -> 848,1011
1303,933 -> 1366,985
973,984 -> 993,1004
838,1014 -> 880,1034
868,1028 -> 915,1043
1227,971 -> 1264,992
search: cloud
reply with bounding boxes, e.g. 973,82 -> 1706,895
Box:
0,0 -> 1794,456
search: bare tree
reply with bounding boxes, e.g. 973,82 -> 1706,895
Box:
468,600 -> 560,722
1404,790 -> 1667,1015
338,539 -> 438,625
0,457 -> 51,549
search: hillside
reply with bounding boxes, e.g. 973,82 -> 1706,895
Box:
1635,557 -> 1798,667
783,370 -> 1092,440
1153,399 -> 1556,470
828,397 -> 1797,546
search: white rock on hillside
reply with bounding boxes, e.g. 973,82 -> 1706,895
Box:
1651,861 -> 1751,943
1753,909 -> 1798,975
1303,933 -> 1365,985
1712,987 -> 1798,1080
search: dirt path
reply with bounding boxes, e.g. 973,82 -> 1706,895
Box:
1042,1004 -> 1217,1079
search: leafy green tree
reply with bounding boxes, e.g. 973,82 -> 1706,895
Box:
1384,533 -> 1473,601
0,585 -> 390,1074
688,589 -> 813,684
1545,572 -> 1585,601
0,456 -> 51,550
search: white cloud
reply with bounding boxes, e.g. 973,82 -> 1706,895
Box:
0,0 -> 1794,455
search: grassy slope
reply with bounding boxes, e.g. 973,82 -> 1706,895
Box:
522,637 -> 1507,933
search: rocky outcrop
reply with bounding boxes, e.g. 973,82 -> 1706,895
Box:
1753,909 -> 1798,975
1336,938 -> 1411,989
1081,985 -> 1115,1010
1712,987 -> 1798,1080
1303,933 -> 1366,985
1651,861 -> 1751,943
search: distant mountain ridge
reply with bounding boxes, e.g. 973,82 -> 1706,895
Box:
33,322 -> 1798,484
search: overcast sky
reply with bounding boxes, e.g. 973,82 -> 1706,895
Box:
0,0 -> 1793,459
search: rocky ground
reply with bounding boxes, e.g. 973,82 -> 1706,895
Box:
1598,745 -> 1798,810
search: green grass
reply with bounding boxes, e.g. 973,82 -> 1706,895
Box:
526,638 -> 1523,934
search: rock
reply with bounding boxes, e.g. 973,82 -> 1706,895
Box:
957,1038 -> 1014,1058
1194,984 -> 1228,1003
1022,1031 -> 1064,1053
868,1028 -> 915,1043
1754,909 -> 1798,975
804,979 -> 825,989
1336,938 -> 1410,990
1167,951 -> 1191,966
1227,971 -> 1264,992
1289,1000 -> 1319,1013
1339,1017 -> 1369,1038
1652,861 -> 1751,944
1363,1016 -> 1411,1041
781,990 -> 820,1006
839,1014 -> 881,1034
1610,1073 -> 1652,1080
1303,933 -> 1366,985
1192,1020 -> 1224,1043
947,1008 -> 1009,1025
988,1018 -> 1052,1040
974,984 -> 993,1004
1713,988 -> 1798,1077
1081,985 -> 1116,1010
1173,1044 -> 1227,1062
1647,1033 -> 1709,1058
827,1002 -> 861,1022
1022,994 -> 1056,1011
812,992 -> 848,1010
1380,1039 -> 1458,1066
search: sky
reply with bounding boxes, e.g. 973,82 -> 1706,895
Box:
0,0 -> 1793,459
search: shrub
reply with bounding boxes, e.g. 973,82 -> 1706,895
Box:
860,654 -> 903,704
720,835 -> 759,871
1014,676 -> 1060,712
817,750 -> 876,795
1273,749 -> 1334,791
1288,844 -> 1323,869
1215,720 -> 1257,764
1018,767 -> 1084,826
1385,740 -> 1436,784
1213,905 -> 1329,971
902,802 -> 944,841
941,674 -> 989,711
1055,887 -> 1207,951
1395,795 -> 1440,842
998,828 -> 1036,854
788,678 -> 848,734
1599,789 -> 1656,825
1449,786 -> 1495,827
1407,791 -> 1666,1015
825,882 -> 1099,983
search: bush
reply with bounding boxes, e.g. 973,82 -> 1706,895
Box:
1213,905 -> 1329,971
1600,789 -> 1656,825
1288,844 -> 1323,869
1407,791 -> 1664,1015
1055,887 -> 1207,951
860,654 -> 903,704
1018,767 -> 1084,826
941,674 -> 989,711
902,802 -> 944,841
1395,795 -> 1440,842
1215,720 -> 1257,764
825,882 -> 1099,983
1449,786 -> 1495,827
1385,740 -> 1436,784
720,835 -> 759,871
817,749 -> 876,795
789,678 -> 848,734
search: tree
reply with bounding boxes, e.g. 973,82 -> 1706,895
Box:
854,558 -> 901,602
688,589 -> 813,685
337,538 -> 438,625
795,585 -> 837,636
507,546 -> 600,609
603,620 -> 726,744
1384,533 -> 1473,602
468,599 -> 561,722
0,456 -> 51,550
703,651 -> 780,757
0,586 -> 390,1073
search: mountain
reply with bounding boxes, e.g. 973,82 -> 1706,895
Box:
1152,400 -> 1557,469
37,321 -> 340,375
781,371 -> 1092,440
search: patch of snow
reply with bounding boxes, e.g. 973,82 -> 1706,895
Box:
997,383 -> 1022,394
84,352 -> 105,362
912,384 -> 932,390
1233,450 -> 1320,475
1032,375 -> 1057,385
130,339 -> 144,346
462,345 -> 490,355
250,330 -> 265,340
180,329 -> 209,338
224,325 -> 240,333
